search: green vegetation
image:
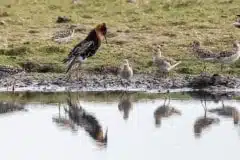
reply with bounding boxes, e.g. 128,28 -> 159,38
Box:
0,91 -> 239,104
0,0 -> 240,75
0,91 -> 193,104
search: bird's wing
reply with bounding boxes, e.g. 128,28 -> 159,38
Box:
217,51 -> 235,59
69,40 -> 94,58
162,56 -> 176,64
195,48 -> 217,59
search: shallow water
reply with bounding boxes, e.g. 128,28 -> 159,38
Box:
0,92 -> 240,160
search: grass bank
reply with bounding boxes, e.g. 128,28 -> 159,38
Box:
0,0 -> 240,75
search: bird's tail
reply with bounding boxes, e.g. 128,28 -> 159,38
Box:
168,61 -> 181,72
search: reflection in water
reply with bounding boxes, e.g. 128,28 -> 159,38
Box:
208,100 -> 239,125
0,91 -> 240,160
193,95 -> 220,138
187,91 -> 234,103
118,92 -> 133,120
0,101 -> 27,114
63,97 -> 108,146
52,104 -> 77,131
154,91 -> 181,128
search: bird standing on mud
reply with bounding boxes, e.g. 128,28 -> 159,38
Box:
215,40 -> 240,72
190,40 -> 217,73
152,45 -> 181,77
63,23 -> 107,80
119,59 -> 133,90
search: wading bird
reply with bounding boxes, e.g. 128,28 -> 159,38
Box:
152,45 -> 181,77
63,23 -> 107,80
52,25 -> 76,44
215,40 -> 240,73
119,59 -> 133,90
190,40 -> 217,73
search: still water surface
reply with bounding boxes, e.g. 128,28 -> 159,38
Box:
0,92 -> 240,160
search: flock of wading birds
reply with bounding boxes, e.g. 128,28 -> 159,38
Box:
60,15 -> 240,82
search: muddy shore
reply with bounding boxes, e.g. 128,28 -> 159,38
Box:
0,67 -> 240,93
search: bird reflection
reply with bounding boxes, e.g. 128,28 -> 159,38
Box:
63,96 -> 108,146
52,103 -> 77,132
154,90 -> 181,128
193,96 -> 220,138
208,100 -> 239,125
118,92 -> 133,120
0,101 -> 27,114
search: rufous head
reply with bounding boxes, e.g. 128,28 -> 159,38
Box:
95,23 -> 107,43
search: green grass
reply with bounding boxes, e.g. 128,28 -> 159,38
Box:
0,0 -> 240,75
0,91 -> 239,104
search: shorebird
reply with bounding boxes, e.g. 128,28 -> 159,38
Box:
215,40 -> 240,72
190,40 -> 217,72
63,23 -> 107,80
152,45 -> 181,77
208,100 -> 239,125
233,15 -> 240,28
118,92 -> 133,120
119,59 -> 133,89
154,90 -> 181,127
52,25 -> 76,44
193,96 -> 220,138
64,97 -> 108,145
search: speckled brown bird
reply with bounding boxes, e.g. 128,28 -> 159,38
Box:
63,23 -> 107,75
215,40 -> 240,72
190,40 -> 217,72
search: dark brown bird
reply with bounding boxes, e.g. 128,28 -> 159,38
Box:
63,23 -> 107,73
64,98 -> 108,145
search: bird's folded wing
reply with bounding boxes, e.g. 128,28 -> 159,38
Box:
69,41 -> 94,58
217,51 -> 235,58
162,57 -> 177,64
